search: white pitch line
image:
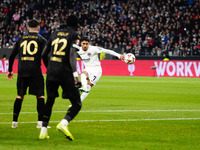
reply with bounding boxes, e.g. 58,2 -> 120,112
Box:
0,109 -> 200,115
1,118 -> 200,125
0,109 -> 199,115
102,80 -> 200,84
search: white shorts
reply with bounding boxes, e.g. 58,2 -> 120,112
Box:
83,67 -> 102,85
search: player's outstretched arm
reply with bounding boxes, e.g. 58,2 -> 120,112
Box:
72,44 -> 80,50
70,47 -> 82,88
7,39 -> 19,80
97,47 -> 124,60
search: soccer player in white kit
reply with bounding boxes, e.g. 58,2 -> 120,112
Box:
73,37 -> 124,102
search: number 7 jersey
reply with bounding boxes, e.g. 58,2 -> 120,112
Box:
8,32 -> 47,77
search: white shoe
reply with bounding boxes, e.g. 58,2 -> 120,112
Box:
39,132 -> 49,139
37,121 -> 51,128
56,123 -> 74,141
11,121 -> 18,128
39,127 -> 49,139
78,88 -> 89,93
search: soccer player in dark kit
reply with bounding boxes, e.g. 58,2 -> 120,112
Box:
7,19 -> 47,129
39,15 -> 82,141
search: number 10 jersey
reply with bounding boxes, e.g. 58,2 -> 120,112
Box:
8,32 -> 47,77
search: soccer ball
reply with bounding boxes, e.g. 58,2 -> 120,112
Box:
124,53 -> 136,64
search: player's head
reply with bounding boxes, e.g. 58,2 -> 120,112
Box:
66,15 -> 79,31
80,37 -> 90,51
28,19 -> 40,32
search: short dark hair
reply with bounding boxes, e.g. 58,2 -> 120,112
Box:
80,36 -> 90,42
66,15 -> 79,29
28,19 -> 40,28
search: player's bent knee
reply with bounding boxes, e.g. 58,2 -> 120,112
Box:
75,102 -> 82,111
72,101 -> 82,110
82,71 -> 89,78
88,82 -> 93,87
78,101 -> 82,109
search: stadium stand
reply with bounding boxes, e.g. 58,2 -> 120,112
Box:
0,0 -> 200,57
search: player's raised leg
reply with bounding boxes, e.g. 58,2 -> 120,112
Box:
57,82 -> 82,141
80,69 -> 100,102
80,84 -> 92,101
79,71 -> 89,92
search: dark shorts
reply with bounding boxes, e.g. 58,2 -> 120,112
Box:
17,76 -> 44,96
46,77 -> 80,100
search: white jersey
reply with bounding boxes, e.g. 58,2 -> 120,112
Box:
73,44 -> 121,69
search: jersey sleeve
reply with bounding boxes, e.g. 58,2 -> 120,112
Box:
41,37 -> 47,50
96,46 -> 121,59
72,32 -> 81,43
8,38 -> 21,72
72,44 -> 80,50
69,47 -> 77,73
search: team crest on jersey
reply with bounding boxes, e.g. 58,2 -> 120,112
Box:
87,52 -> 91,57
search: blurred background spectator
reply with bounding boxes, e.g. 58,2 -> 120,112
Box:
0,0 -> 199,57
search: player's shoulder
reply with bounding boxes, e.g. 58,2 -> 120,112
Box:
91,45 -> 103,51
38,34 -> 47,42
38,34 -> 46,40
89,45 -> 97,50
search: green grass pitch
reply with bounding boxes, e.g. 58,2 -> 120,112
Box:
0,74 -> 200,150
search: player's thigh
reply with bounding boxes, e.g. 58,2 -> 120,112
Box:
17,76 -> 29,96
29,76 -> 44,96
87,69 -> 102,85
61,77 -> 80,101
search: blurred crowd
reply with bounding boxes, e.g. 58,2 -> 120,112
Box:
0,0 -> 200,57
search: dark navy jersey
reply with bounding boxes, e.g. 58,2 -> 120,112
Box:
8,32 -> 47,77
42,27 -> 80,81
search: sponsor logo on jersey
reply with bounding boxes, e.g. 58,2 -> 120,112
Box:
21,57 -> 34,61
82,58 -> 90,62
87,52 -> 91,56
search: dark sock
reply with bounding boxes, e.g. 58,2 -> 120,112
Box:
42,97 -> 55,127
13,98 -> 23,121
42,121 -> 48,127
64,115 -> 72,122
37,97 -> 45,121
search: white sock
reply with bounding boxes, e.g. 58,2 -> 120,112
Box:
37,121 -> 42,125
81,92 -> 89,102
87,85 -> 91,91
60,119 -> 69,126
81,74 -> 87,87
41,127 -> 47,134
81,85 -> 91,102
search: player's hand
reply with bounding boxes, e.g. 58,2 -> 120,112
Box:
120,55 -> 125,60
74,77 -> 82,88
7,72 -> 13,81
